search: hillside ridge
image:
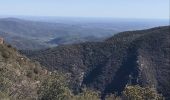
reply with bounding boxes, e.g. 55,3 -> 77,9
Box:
21,26 -> 170,99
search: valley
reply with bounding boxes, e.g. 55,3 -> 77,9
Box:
0,0 -> 169,99
0,17 -> 168,50
21,26 -> 170,99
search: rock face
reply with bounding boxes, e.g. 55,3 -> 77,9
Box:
0,37 -> 4,44
22,26 -> 170,99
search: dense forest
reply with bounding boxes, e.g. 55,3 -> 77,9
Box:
21,26 -> 170,99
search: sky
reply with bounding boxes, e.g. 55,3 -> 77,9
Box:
0,0 -> 169,19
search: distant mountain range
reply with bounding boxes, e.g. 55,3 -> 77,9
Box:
0,17 -> 168,50
22,26 -> 170,99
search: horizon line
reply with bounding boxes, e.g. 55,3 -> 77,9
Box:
0,14 -> 169,20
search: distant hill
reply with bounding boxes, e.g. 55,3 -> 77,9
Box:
22,26 -> 170,99
0,18 -> 73,50
48,35 -> 104,45
0,18 -> 114,50
0,17 -> 168,50
0,30 -> 49,50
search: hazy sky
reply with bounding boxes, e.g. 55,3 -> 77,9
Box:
0,0 -> 169,19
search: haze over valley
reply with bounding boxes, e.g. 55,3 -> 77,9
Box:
0,17 -> 168,50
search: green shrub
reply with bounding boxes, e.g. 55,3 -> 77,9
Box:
26,70 -> 34,78
34,66 -> 41,74
123,85 -> 164,100
38,73 -> 72,100
7,44 -> 12,48
2,51 -> 10,59
73,88 -> 100,100
105,94 -> 121,100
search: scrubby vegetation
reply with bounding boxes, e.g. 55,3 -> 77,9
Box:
38,73 -> 100,100
0,44 -> 49,99
37,72 -> 164,100
38,73 -> 71,100
123,85 -> 164,100
38,73 -> 164,100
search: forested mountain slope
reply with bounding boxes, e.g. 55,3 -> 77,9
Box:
22,26 -> 170,99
